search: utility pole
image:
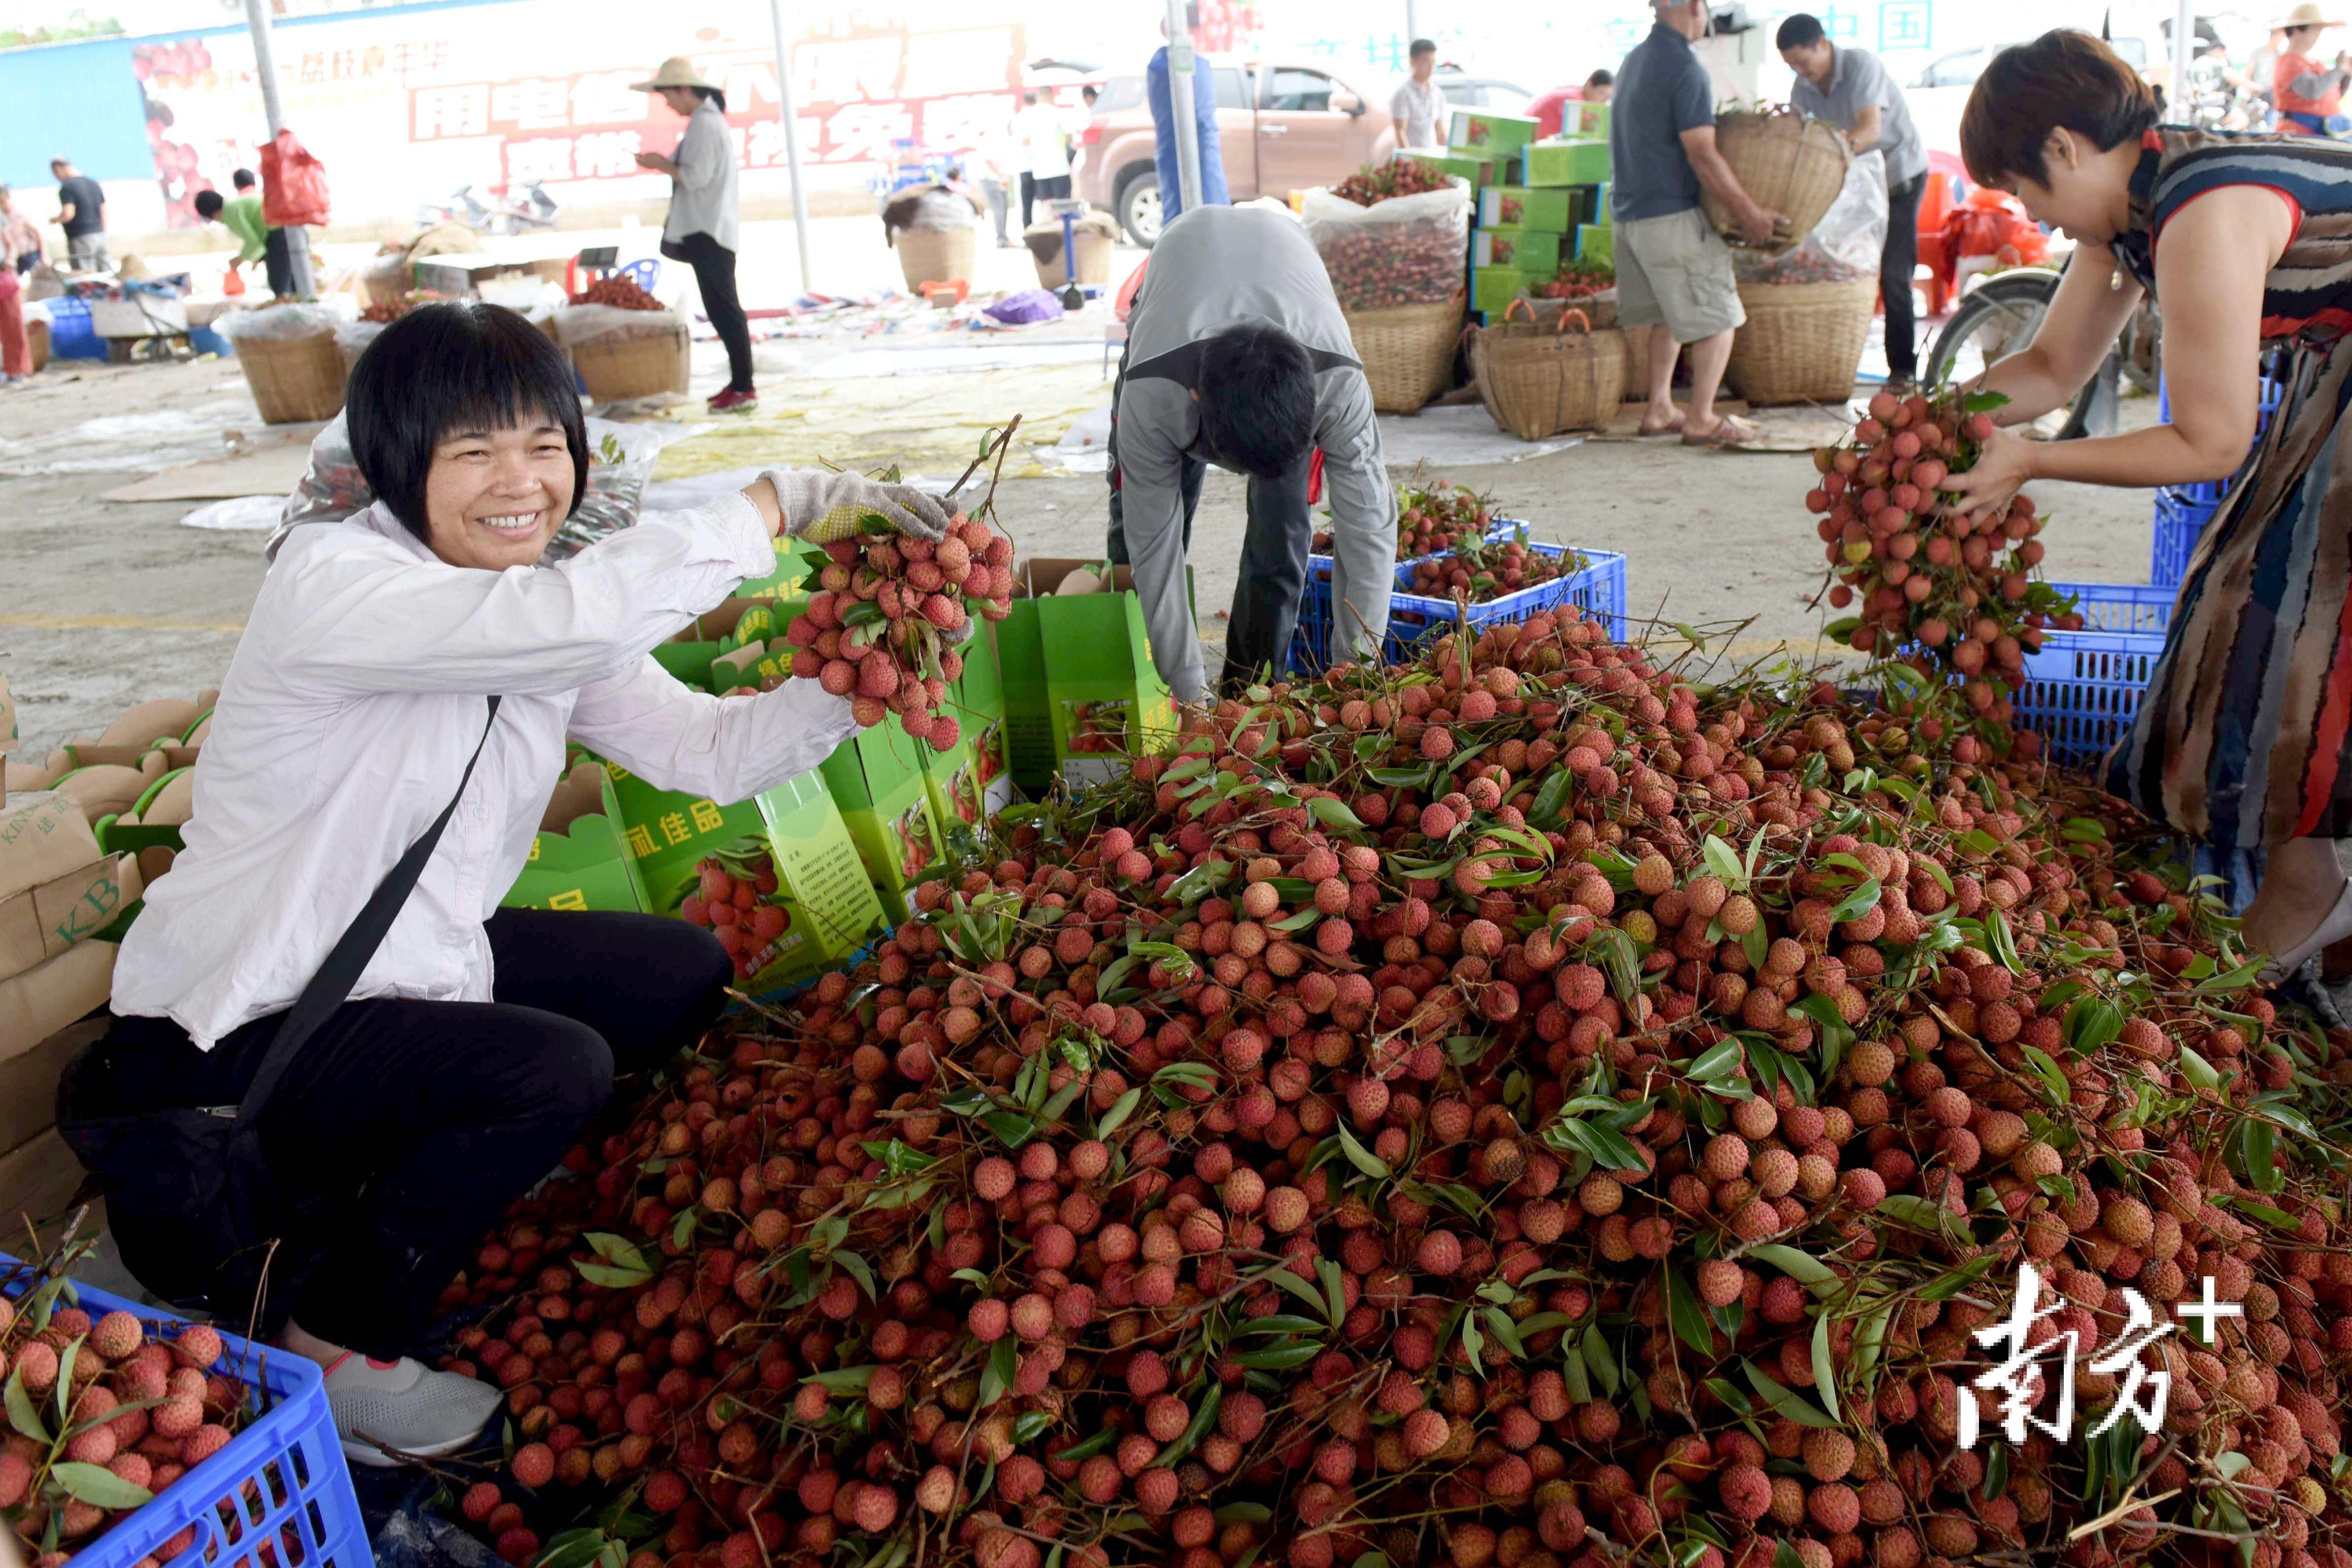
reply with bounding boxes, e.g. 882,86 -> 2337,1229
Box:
1164,0 -> 1204,214
766,0 -> 815,292
242,0 -> 316,299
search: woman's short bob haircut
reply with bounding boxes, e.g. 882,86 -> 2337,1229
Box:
1959,30 -> 2159,189
346,302 -> 587,541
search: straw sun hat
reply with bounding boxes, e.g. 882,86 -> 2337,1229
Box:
631,57 -> 721,93
2279,3 -> 2345,28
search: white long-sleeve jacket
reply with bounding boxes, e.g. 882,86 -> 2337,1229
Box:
112,494 -> 858,1048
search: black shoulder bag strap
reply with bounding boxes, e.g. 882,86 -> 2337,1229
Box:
224,694 -> 503,1126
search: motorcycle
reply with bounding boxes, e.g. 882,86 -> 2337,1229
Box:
415,183 -> 560,238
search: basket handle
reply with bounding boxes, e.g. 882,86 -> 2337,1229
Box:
1502,297 -> 1537,326
1553,307 -> 1592,336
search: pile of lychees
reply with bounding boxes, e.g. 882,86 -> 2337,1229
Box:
780,514 -> 1015,751
1,1273 -> 249,1566
436,585 -> 2352,1568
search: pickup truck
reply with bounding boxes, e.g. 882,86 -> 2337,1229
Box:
1073,58 -> 1401,247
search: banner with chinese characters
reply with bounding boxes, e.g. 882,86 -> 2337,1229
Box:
125,0 -> 1028,227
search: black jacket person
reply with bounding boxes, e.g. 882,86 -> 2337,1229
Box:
1107,205 -> 1396,701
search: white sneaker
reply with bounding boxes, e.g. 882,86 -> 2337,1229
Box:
321,1353 -> 501,1466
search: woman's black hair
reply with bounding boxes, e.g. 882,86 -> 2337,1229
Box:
1960,30 -> 2159,188
1195,325 -> 1316,480
695,85 -> 727,112
345,302 -> 587,542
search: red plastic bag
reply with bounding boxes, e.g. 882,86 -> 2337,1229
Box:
1935,189 -> 2049,293
260,130 -> 330,228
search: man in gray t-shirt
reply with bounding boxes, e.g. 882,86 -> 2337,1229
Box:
1779,13 -> 1930,386
1607,0 -> 1783,447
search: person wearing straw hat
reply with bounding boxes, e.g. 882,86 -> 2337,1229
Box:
2273,2 -> 2352,134
632,57 -> 756,412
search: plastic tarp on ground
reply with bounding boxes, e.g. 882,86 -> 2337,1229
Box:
645,362 -> 1113,482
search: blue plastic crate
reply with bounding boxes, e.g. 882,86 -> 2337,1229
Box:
1304,512 -> 1534,590
2046,579 -> 2177,636
0,1256 -> 369,1568
2149,489 -> 2219,589
1385,543 -> 1628,659
2011,628 -> 2166,767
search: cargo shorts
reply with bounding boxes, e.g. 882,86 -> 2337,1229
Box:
1614,207 -> 1745,344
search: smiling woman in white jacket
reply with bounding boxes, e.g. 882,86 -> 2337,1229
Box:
67,302 -> 951,1466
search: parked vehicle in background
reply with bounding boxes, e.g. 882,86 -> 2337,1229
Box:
1906,35 -> 2146,161
1433,67 -> 1533,112
1075,58 -> 1398,246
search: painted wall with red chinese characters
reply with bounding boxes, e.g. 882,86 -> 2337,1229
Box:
121,0 -> 1033,228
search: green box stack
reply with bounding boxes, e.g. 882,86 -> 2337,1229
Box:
1473,229 -> 1560,275
1577,224 -> 1615,271
1522,138 -> 1612,188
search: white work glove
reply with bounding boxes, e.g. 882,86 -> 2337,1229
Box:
761,468 -> 950,543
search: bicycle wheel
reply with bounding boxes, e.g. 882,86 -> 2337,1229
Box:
1923,270 -> 2121,437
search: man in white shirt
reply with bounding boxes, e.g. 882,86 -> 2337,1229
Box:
1011,88 -> 1074,229
1388,39 -> 1447,151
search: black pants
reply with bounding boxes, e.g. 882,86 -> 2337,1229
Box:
668,230 -> 754,393
1021,172 -> 1071,230
1882,174 -> 1924,382
85,909 -> 729,1355
261,227 -> 292,298
1105,342 -> 1314,694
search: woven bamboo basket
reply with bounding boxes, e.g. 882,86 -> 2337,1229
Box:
572,317 -> 690,401
1470,302 -> 1626,440
1525,290 -> 1618,331
238,329 -> 347,424
1703,108 -> 1852,253
1725,276 -> 1876,405
897,227 -> 976,291
1344,298 -> 1464,414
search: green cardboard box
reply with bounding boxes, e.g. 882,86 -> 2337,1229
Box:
819,715 -> 948,923
736,535 -> 826,601
1577,224 -> 1615,270
1478,186 -> 1573,231
1022,560 -> 1181,790
992,600 -> 1056,793
602,757 -> 885,990
653,599 -> 789,692
1449,109 -> 1539,156
503,761 -> 652,913
1562,100 -> 1611,138
1523,139 -> 1611,188
1568,183 -> 1608,229
1470,266 -> 1528,313
1474,230 -> 1559,274
921,619 -> 1016,838
1399,149 -> 1496,188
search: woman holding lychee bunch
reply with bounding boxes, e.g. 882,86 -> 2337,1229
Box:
63,302 -> 950,1466
1939,31 -> 2352,983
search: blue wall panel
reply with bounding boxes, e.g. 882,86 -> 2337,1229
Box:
0,38 -> 154,188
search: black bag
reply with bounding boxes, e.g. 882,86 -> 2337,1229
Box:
58,698 -> 501,1320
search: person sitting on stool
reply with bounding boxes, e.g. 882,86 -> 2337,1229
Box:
1107,204 -> 1396,701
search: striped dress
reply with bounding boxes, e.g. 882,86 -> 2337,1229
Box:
2105,128 -> 2352,850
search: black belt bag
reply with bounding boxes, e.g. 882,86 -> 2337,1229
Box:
58,698 -> 501,1317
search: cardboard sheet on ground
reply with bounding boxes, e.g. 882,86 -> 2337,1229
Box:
1584,398 -> 1855,452
101,440 -> 314,502
647,363 -> 1112,484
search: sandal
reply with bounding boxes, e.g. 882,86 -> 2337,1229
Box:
1682,415 -> 1759,449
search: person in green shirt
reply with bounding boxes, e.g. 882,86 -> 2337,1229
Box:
195,170 -> 289,297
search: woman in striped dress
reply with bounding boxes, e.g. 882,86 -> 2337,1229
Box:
1942,30 -> 2352,981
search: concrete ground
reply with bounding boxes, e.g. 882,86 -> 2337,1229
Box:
1,335 -> 2157,757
